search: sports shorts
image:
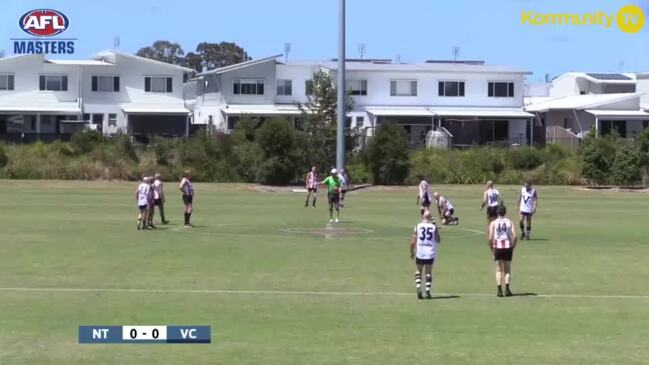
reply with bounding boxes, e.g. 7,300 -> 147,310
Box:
182,194 -> 193,205
487,206 -> 498,219
154,198 -> 163,206
415,257 -> 435,265
493,247 -> 514,261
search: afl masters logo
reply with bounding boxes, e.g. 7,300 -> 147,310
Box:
12,9 -> 76,54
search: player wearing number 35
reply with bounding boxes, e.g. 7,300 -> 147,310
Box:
488,205 -> 518,298
410,210 -> 441,300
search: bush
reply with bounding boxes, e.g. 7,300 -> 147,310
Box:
70,129 -> 104,154
0,144 -> 7,168
366,123 -> 410,185
345,163 -> 369,184
578,133 -> 618,186
255,118 -> 300,185
612,144 -> 642,187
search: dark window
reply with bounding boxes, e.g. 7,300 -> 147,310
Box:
348,80 -> 367,95
277,79 -> 292,96
166,77 -> 173,93
145,76 -> 172,93
114,76 -> 120,92
83,113 -> 90,121
233,79 -> 264,95
40,75 -> 68,91
488,82 -> 514,97
438,81 -> 465,97
92,114 -> 103,125
39,75 -> 46,90
145,77 -> 151,92
91,76 -> 98,91
0,74 -> 14,90
306,80 -> 314,96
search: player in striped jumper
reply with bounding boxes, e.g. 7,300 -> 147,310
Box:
410,210 -> 441,300
488,205 -> 518,297
135,176 -> 151,231
304,166 -> 319,207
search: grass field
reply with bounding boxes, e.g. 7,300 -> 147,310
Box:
0,181 -> 648,364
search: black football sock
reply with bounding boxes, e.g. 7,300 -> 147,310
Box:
184,213 -> 189,225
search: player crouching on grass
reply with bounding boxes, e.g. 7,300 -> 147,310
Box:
410,210 -> 441,300
135,176 -> 151,231
179,170 -> 194,228
518,181 -> 538,240
321,169 -> 342,223
433,192 -> 459,225
488,205 -> 517,297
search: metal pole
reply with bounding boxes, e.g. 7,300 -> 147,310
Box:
336,0 -> 346,170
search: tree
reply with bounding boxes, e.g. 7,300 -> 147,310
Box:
255,118 -> 300,185
187,42 -> 251,72
612,144 -> 642,187
298,69 -> 355,171
365,123 -> 410,185
136,40 -> 186,65
578,131 -> 617,186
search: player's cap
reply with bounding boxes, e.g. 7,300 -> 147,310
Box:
331,168 -> 337,174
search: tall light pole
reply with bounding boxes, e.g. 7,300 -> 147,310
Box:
336,0 -> 346,170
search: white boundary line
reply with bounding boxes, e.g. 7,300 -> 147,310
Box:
0,287 -> 647,299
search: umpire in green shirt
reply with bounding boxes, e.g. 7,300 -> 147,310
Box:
321,169 -> 342,223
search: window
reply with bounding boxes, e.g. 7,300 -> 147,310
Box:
92,114 -> 103,125
438,81 -> 465,97
92,76 -> 120,92
83,113 -> 90,121
305,80 -> 314,96
488,82 -> 514,97
145,76 -> 173,93
277,79 -> 292,96
355,116 -> 365,128
348,80 -> 368,96
39,75 -> 68,91
108,113 -> 117,127
233,79 -> 264,95
0,74 -> 14,90
390,80 -> 417,96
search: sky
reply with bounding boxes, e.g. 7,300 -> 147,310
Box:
0,0 -> 648,82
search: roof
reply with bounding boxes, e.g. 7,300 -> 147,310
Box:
585,109 -> 649,119
93,50 -> 194,72
221,104 -> 302,116
365,106 -> 434,117
46,60 -> 114,66
430,107 -> 534,119
0,91 -> 80,113
292,60 -> 531,74
524,93 -> 642,113
0,105 -> 80,113
198,55 -> 282,76
553,72 -> 636,85
121,105 -> 189,114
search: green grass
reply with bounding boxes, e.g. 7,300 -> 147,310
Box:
0,181 -> 648,364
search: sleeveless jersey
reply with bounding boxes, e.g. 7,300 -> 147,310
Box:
153,179 -> 163,200
181,178 -> 194,196
491,217 -> 514,249
137,183 -> 150,206
486,188 -> 501,207
306,172 -> 318,189
413,222 -> 438,259
519,187 -> 537,213
419,181 -> 432,202
439,196 -> 453,210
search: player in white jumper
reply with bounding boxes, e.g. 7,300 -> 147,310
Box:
410,210 -> 441,300
416,176 -> 432,217
434,192 -> 459,225
488,205 -> 518,297
481,180 -> 502,224
518,181 -> 538,240
135,176 -> 151,231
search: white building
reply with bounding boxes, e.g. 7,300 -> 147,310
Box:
189,56 -> 536,148
0,51 -> 193,141
525,72 -> 649,145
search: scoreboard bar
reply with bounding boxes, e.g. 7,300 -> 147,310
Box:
79,326 -> 211,344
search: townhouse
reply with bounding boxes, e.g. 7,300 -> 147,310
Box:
524,72 -> 649,146
188,56 -> 537,148
0,51 -> 193,142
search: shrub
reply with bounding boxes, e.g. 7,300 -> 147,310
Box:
0,144 -> 7,168
578,133 -> 618,186
70,129 -> 104,154
365,123 -> 410,185
255,118 -> 300,185
612,144 -> 642,187
507,146 -> 546,170
345,163 -> 369,184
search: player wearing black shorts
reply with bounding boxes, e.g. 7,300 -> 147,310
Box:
488,205 -> 518,297
481,180 -> 502,223
179,170 -> 194,227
